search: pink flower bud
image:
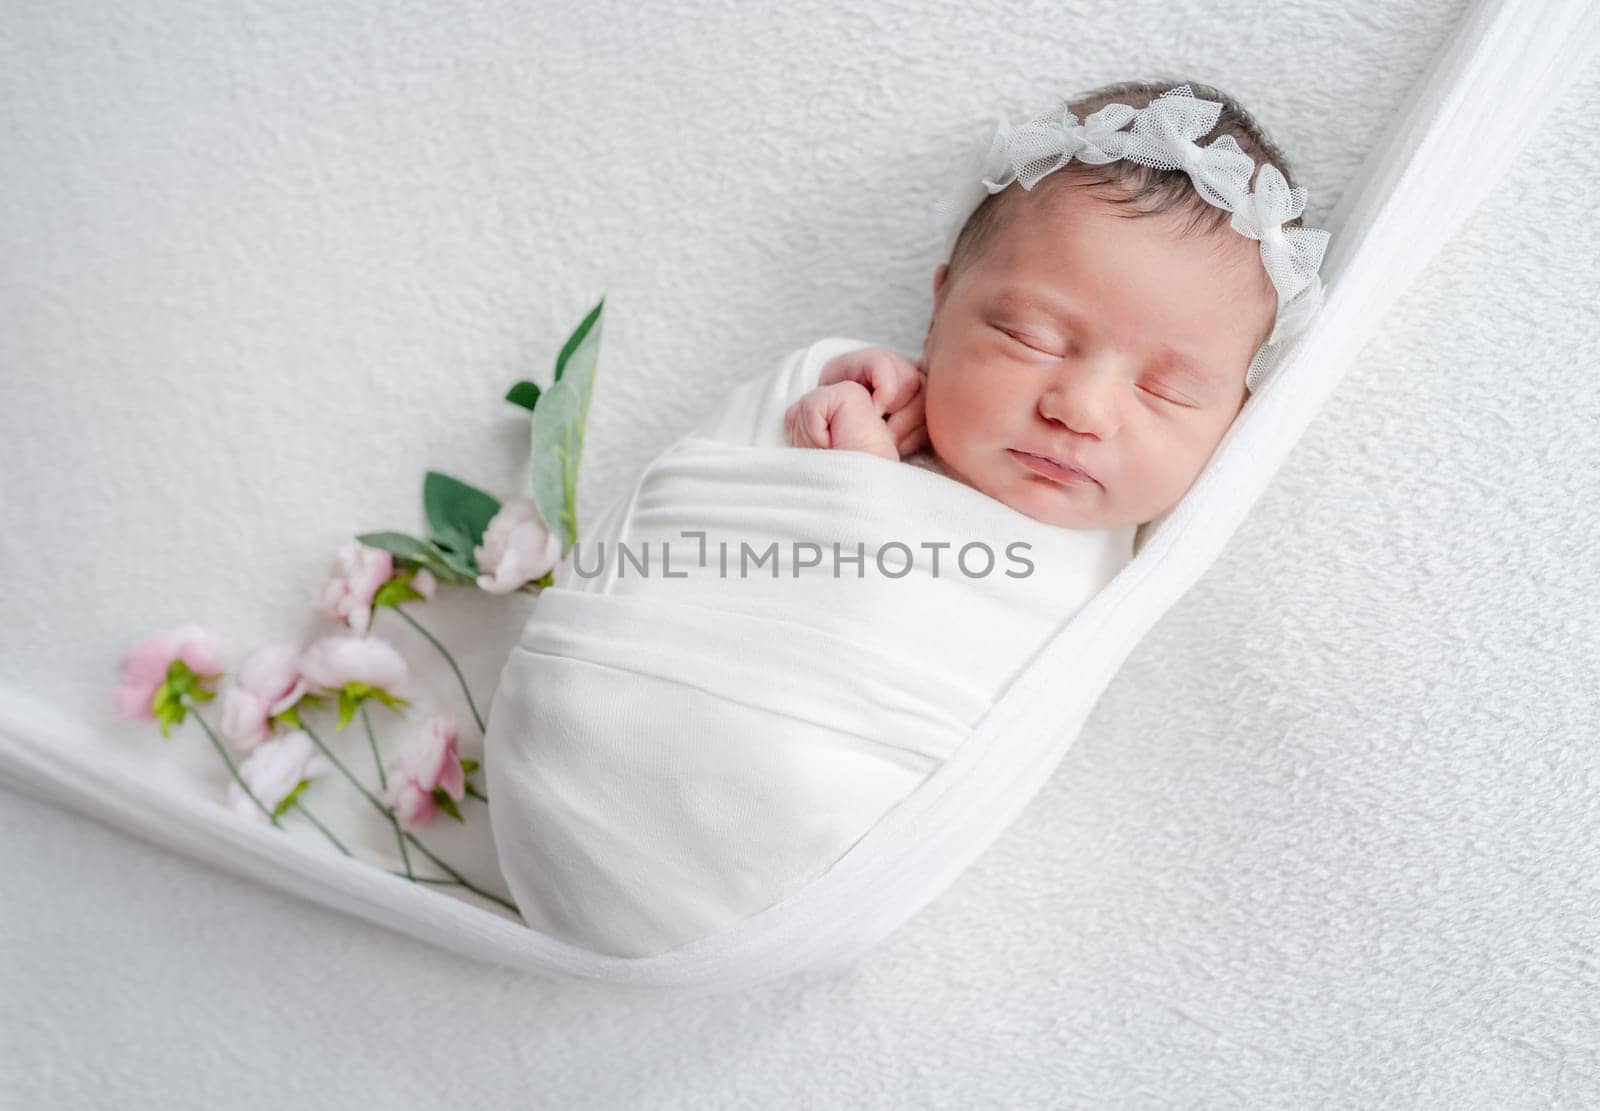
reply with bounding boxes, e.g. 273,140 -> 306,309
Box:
474,498 -> 562,594
219,643 -> 309,752
382,715 -> 464,831
113,624 -> 225,722
315,542 -> 394,634
297,634 -> 410,699
388,779 -> 437,831
226,729 -> 330,824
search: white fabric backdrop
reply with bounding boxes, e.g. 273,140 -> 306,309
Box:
4,0 -> 1598,1104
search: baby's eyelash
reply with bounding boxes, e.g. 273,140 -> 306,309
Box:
1140,383 -> 1194,408
996,326 -> 1061,355
996,324 -> 1198,408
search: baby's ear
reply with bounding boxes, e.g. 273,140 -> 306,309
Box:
924,264 -> 951,350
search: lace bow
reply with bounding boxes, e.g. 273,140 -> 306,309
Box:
938,84 -> 1332,390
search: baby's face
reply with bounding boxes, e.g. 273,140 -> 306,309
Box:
919,181 -> 1277,529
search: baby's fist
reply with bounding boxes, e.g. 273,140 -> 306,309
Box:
817,346 -> 929,458
784,381 -> 897,460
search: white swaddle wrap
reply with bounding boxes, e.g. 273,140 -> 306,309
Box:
1,0 -> 1584,991
484,336 -> 1136,957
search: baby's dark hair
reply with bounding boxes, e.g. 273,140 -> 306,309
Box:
946,78 -> 1303,281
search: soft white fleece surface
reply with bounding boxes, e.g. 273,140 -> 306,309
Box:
4,0 -> 1598,1105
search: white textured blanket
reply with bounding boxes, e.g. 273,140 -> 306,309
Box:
485,337 -> 1136,956
2,0 -> 1592,1009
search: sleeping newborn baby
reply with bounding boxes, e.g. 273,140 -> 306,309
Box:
784,119 -> 1278,532
484,79 -> 1318,958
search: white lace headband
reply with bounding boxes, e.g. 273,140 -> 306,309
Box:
936,84 -> 1332,392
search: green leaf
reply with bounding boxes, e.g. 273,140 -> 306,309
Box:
422,473 -> 503,573
459,758 -> 479,775
354,531 -> 437,561
433,788 -> 464,823
354,532 -> 476,586
530,298 -> 604,550
370,688 -> 412,714
552,298 -> 603,384
273,778 -> 310,818
336,689 -> 357,731
155,699 -> 183,739
505,380 -> 542,412
152,682 -> 180,716
432,526 -> 479,577
372,576 -> 426,610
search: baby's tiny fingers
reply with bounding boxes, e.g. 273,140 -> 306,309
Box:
817,352 -> 862,388
897,424 -> 930,458
884,389 -> 923,428
870,368 -> 922,416
800,401 -> 831,448
884,391 -> 927,457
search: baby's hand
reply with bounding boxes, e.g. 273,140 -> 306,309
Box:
784,381 -> 898,460
817,346 -> 930,459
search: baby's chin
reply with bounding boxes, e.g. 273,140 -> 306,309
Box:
999,486 -> 1107,529
929,437 -> 1135,529
950,459 -> 1111,529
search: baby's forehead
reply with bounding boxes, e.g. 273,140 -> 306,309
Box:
1038,193 -> 1268,288
975,221 -> 1276,354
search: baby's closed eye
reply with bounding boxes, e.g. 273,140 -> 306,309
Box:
995,325 -> 1204,409
994,325 -> 1073,357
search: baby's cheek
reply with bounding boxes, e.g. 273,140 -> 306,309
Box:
920,384 -> 958,456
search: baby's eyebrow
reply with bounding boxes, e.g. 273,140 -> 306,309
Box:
991,286 -> 1217,386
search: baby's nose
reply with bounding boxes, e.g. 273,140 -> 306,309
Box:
1038,365 -> 1122,439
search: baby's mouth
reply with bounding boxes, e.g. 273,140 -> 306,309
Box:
1008,449 -> 1097,487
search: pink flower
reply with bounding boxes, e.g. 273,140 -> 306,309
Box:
297,634 -> 411,699
315,542 -> 394,634
219,643 -> 309,752
113,624 -> 225,721
474,497 -> 562,594
226,729 -> 330,824
409,568 -> 437,601
382,716 -> 465,831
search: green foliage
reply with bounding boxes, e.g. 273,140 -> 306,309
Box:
354,532 -> 478,587
371,570 -> 430,610
504,380 -> 542,412
529,299 -> 604,551
152,659 -> 216,739
433,788 -> 464,823
273,778 -> 311,818
423,472 -> 503,573
352,297 -> 605,594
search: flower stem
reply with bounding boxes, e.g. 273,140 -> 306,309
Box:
464,782 -> 487,803
386,872 -> 456,886
400,831 -> 517,914
360,703 -> 388,792
304,720 -> 414,879
389,605 -> 486,734
183,699 -> 282,828
292,800 -> 353,856
303,709 -> 499,909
